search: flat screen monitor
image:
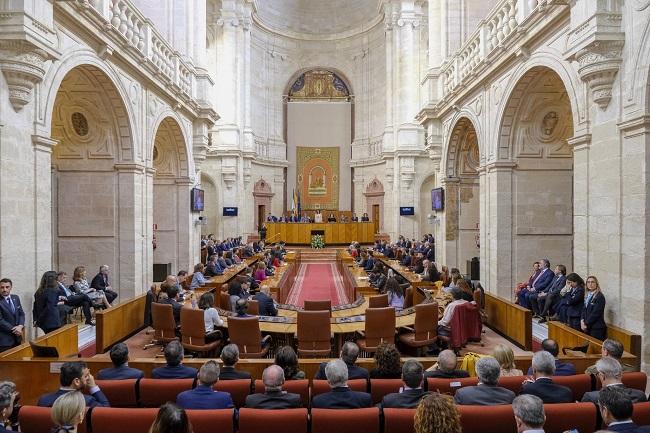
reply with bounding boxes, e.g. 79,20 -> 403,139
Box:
223,207 -> 238,216
432,187 -> 444,211
191,188 -> 204,212
400,206 -> 415,216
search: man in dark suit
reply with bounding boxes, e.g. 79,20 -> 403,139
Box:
204,255 -> 224,277
160,286 -> 183,324
56,272 -> 94,326
582,358 -> 646,404
523,259 -> 554,310
90,265 -> 118,304
312,359 -> 372,409
37,361 -> 110,407
314,342 -> 369,380
245,365 -> 301,409
513,395 -> 547,433
380,359 -> 429,409
97,343 -> 144,380
454,357 -> 515,405
151,341 -> 198,379
599,386 -> 650,432
0,278 -> 25,353
585,339 -> 636,376
219,344 -> 252,380
526,339 -> 576,376
535,265 -> 567,321
424,350 -> 470,379
177,360 -> 234,410
253,285 -> 277,316
520,351 -> 573,403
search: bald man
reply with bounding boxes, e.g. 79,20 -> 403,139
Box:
244,365 -> 302,409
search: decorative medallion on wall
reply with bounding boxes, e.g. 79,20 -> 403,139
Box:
71,112 -> 89,137
296,146 -> 340,209
288,70 -> 350,101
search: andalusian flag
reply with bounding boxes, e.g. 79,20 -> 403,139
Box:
291,189 -> 297,216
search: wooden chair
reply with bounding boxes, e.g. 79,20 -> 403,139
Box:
368,294 -> 389,308
248,300 -> 260,315
143,302 -> 178,350
304,299 -> 332,313
402,287 -> 414,309
227,316 -> 271,358
180,308 -> 222,357
297,310 -> 331,357
357,307 -> 396,354
398,302 -> 438,355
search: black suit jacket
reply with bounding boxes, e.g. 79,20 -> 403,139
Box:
219,366 -> 252,380
314,362 -> 369,380
582,291 -> 607,336
97,365 -> 145,380
33,288 -> 60,330
380,389 -> 430,409
582,384 -> 647,404
606,422 -> 650,432
311,387 -> 372,409
244,390 -> 302,409
520,377 -> 573,403
90,273 -> 108,291
565,286 -> 585,318
253,292 -> 277,316
453,384 -> 516,405
0,294 -> 25,348
424,369 -> 470,379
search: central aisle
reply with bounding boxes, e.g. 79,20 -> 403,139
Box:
284,263 -> 350,307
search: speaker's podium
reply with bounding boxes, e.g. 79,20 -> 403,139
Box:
266,222 -> 374,245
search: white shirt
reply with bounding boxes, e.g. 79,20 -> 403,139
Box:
438,299 -> 468,328
203,307 -> 224,332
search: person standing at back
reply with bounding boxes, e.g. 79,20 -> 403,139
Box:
34,271 -> 62,334
0,278 -> 25,353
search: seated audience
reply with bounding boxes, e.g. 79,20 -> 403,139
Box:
275,346 -> 305,380
456,278 -> 475,302
454,357 -> 515,405
521,259 -> 554,310
89,265 -> 118,304
204,255 -> 223,277
34,270 -> 63,334
176,360 -> 234,410
97,342 -> 144,380
219,344 -> 252,380
151,341 -> 198,379
149,403 -> 193,433
0,278 -> 25,353
244,365 -> 302,409
369,343 -> 402,379
314,341 -> 369,380
56,272 -> 94,326
437,288 -> 468,338
386,278 -> 405,311
50,391 -> 86,433
598,386 -> 650,432
520,351 -> 573,403
581,275 -> 607,340
555,273 -> 585,331
582,357 -> 646,404
492,344 -> 523,377
585,338 -> 636,375
160,286 -> 183,324
447,268 -> 461,289
514,262 -> 541,305
327,213 -> 337,222
253,285 -> 277,316
189,263 -> 208,290
0,383 -> 17,433
197,292 -> 223,343
235,298 -> 253,317
424,349 -> 470,379
512,394 -> 546,433
254,262 -> 267,282
414,393 -> 462,433
535,264 -> 567,322
37,361 -> 109,407
526,339 -> 576,376
228,279 -> 249,312
380,359 -> 429,409
311,359 -> 372,409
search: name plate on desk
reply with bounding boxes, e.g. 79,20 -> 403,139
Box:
258,316 -> 295,323
333,315 -> 365,323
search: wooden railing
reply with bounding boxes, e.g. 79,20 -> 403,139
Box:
96,295 -> 147,353
484,292 -> 532,350
0,324 -> 79,360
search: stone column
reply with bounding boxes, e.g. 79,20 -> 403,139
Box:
144,167 -> 155,288
383,4 -> 396,152
478,167 -> 488,286
428,0 -> 442,68
569,133 -> 592,276
176,177 -> 195,272
32,135 -> 57,278
440,176 -> 460,268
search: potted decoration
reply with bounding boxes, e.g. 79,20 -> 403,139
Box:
311,234 -> 325,249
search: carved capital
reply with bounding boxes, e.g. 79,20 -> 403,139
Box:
575,40 -> 623,109
222,171 -> 237,189
0,41 -> 48,111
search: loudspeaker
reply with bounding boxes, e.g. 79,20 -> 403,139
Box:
467,257 -> 480,281
153,263 -> 171,282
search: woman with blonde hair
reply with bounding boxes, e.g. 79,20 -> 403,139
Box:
492,344 -> 523,377
581,275 -> 607,340
414,393 -> 462,433
51,391 -> 85,433
73,266 -> 111,309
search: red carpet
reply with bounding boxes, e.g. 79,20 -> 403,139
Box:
285,263 -> 349,307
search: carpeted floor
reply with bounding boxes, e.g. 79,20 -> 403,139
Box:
284,263 -> 349,307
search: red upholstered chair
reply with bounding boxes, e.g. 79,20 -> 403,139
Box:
403,287 -> 414,309
383,408 -> 416,433
304,299 -> 332,313
214,378 -> 253,408
312,379 -> 368,398
90,407 -> 158,433
187,409 -> 234,433
297,310 -> 331,357
368,294 -> 389,308
370,379 -> 404,404
227,316 -> 270,358
311,408 -> 380,433
95,379 -> 139,407
220,291 -> 231,310
497,375 -> 527,395
544,403 -> 597,433
254,379 -> 310,407
438,302 -> 482,351
357,307 -> 396,354
458,404 -> 517,433
633,402 -> 650,426
398,302 -> 438,355
426,376 -> 479,395
621,372 -> 647,392
553,374 -> 592,401
248,300 -> 260,315
239,408 -> 309,433
138,378 -> 195,407
180,308 -> 222,357
19,406 -> 88,433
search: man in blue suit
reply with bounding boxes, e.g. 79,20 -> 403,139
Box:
0,278 -> 25,353
176,360 -> 234,410
535,264 -> 567,321
311,359 -> 372,409
523,259 -> 554,310
600,386 -> 650,432
526,339 -> 576,376
151,341 -> 198,379
253,285 -> 277,316
37,362 -> 110,407
97,343 -> 144,380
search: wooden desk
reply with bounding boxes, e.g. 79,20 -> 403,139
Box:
0,324 -> 79,360
96,295 -> 147,353
266,222 -> 374,244
484,292 -> 532,351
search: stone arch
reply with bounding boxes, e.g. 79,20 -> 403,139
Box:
444,117 -> 481,178
253,178 -> 275,230
364,177 -> 384,231
284,67 -> 353,97
151,116 -> 190,178
200,172 -> 219,237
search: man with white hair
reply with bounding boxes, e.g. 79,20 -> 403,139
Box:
585,338 -> 636,376
454,357 -> 515,405
244,365 -> 301,409
176,360 -> 233,409
520,351 -> 573,403
424,349 -> 470,379
311,359 -> 372,409
513,394 -> 546,433
314,341 -> 369,380
581,357 -> 647,404
90,265 -> 118,304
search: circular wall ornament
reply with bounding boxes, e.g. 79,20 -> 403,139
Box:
71,112 -> 89,136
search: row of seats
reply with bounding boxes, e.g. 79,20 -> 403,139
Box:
94,372 -> 648,409
19,402 -> 650,433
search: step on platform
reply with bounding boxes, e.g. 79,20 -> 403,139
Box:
299,249 -> 338,262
